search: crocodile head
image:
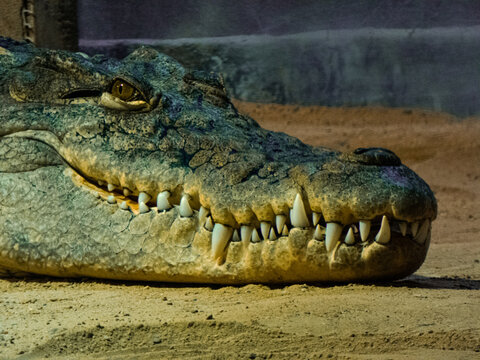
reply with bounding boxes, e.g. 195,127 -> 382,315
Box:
0,38 -> 436,283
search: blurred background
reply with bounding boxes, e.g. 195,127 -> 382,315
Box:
1,0 -> 479,117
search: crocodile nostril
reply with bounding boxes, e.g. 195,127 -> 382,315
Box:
349,147 -> 401,166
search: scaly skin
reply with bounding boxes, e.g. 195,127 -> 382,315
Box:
0,38 -> 436,283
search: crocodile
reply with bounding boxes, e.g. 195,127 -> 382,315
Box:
0,38 -> 436,284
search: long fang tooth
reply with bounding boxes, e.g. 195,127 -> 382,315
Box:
232,229 -> 241,242
313,224 -> 322,240
325,223 -> 342,252
375,216 -> 391,244
275,215 -> 287,233
211,224 -> 232,260
415,219 -> 430,244
107,195 -> 116,204
119,201 -> 129,210
399,222 -> 407,236
268,228 -> 277,241
251,228 -> 261,243
240,225 -> 253,242
359,220 -> 371,242
290,193 -> 310,228
139,202 -> 150,213
312,212 -> 321,226
411,222 -> 419,237
281,225 -> 289,236
260,222 -> 271,240
138,192 -> 151,205
345,227 -> 355,245
107,183 -> 116,192
123,188 -> 131,197
157,191 -> 171,211
205,216 -> 214,231
179,195 -> 194,217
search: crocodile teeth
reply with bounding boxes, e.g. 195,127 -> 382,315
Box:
241,225 -> 253,242
107,183 -> 116,192
211,224 -> 232,260
98,180 -> 106,186
260,222 -> 271,240
290,193 -> 310,228
199,206 -> 209,222
411,222 -> 419,237
275,215 -> 287,234
268,228 -> 277,241
415,219 -> 430,244
312,212 -> 321,226
123,188 -> 131,197
325,223 -> 342,252
119,201 -> 129,210
251,228 -> 261,243
204,216 -> 214,231
138,192 -> 151,205
281,225 -> 289,236
107,195 -> 116,204
345,227 -> 355,245
139,202 -> 150,213
359,220 -> 371,242
375,216 -> 391,244
399,222 -> 407,236
179,195 -> 194,217
156,191 -> 171,211
313,224 -> 322,240
232,229 -> 241,242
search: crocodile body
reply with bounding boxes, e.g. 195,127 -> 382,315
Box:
0,38 -> 436,283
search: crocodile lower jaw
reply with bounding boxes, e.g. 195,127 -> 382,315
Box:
66,168 -> 431,282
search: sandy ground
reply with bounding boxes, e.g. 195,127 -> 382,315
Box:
0,102 -> 479,359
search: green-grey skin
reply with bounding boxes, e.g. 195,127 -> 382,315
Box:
0,38 -> 436,283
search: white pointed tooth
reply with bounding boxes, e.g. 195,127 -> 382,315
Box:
312,212 -> 321,226
240,225 -> 253,243
156,191 -> 171,211
138,192 -> 151,205
415,219 -> 430,244
251,228 -> 261,243
290,193 -> 310,228
268,228 -> 277,241
411,222 -> 419,237
107,195 -> 116,204
204,216 -> 214,231
281,225 -> 289,236
399,222 -> 407,236
98,180 -> 106,186
232,229 -> 241,242
179,195 -> 194,217
211,224 -> 232,260
345,227 -> 355,245
260,222 -> 271,240
375,216 -> 391,244
119,201 -> 129,210
199,206 -> 209,222
123,188 -> 131,197
107,183 -> 116,192
139,202 -> 150,213
325,223 -> 342,252
275,214 -> 287,234
359,220 -> 371,242
313,224 -> 323,240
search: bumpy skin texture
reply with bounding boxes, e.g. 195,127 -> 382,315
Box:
0,38 -> 437,283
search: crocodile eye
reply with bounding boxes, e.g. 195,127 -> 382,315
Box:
111,79 -> 138,101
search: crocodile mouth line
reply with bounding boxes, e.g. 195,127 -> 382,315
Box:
67,167 -> 432,265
